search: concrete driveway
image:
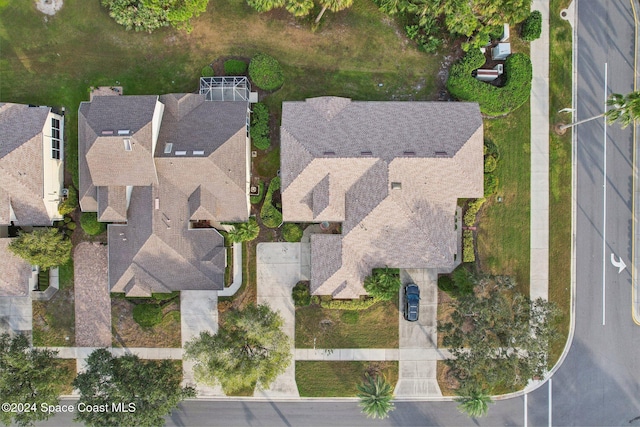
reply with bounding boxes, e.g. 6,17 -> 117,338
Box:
395,268 -> 442,397
255,242 -> 303,398
0,296 -> 32,335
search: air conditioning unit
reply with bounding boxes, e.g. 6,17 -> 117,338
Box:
61,188 -> 69,197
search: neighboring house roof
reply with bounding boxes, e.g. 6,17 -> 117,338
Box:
281,97 -> 484,298
0,103 -> 52,226
0,238 -> 31,297
79,93 -> 248,296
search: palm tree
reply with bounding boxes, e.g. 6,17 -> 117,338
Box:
559,91 -> 640,131
314,0 -> 353,24
356,373 -> 395,419
286,0 -> 314,16
363,267 -> 401,301
227,218 -> 260,243
455,386 -> 492,418
246,0 -> 285,13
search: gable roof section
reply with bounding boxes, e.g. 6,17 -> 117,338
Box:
0,238 -> 31,297
97,186 -> 127,222
282,98 -> 483,298
0,103 -> 51,225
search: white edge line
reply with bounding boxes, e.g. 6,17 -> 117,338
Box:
548,378 -> 553,427
603,62 -> 608,326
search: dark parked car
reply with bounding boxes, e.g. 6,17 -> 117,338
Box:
404,283 -> 420,322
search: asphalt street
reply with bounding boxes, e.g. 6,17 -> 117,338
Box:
36,1 -> 640,426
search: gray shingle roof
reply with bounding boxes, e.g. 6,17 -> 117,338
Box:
0,238 -> 31,297
0,103 -> 52,225
281,97 -> 484,298
97,186 -> 127,222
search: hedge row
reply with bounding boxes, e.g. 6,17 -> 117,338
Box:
317,296 -> 380,311
463,198 -> 486,227
463,230 -> 475,263
260,177 -> 282,228
251,102 -> 270,150
447,49 -> 533,116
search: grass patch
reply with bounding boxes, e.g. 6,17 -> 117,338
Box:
477,102 -> 531,295
548,0 -> 572,367
32,260 -> 75,347
255,147 -> 280,180
111,298 -> 181,348
295,300 -> 398,348
296,361 -> 398,397
56,359 -> 77,395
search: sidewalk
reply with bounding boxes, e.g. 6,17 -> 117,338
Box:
295,348 -> 453,361
529,0 -> 550,302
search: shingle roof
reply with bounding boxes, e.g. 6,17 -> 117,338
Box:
97,186 -> 127,222
0,238 -> 31,297
281,97 -> 484,298
0,103 -> 52,225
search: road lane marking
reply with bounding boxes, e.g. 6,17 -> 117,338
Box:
524,393 -> 528,427
603,62 -> 608,327
611,253 -> 627,273
548,378 -> 552,427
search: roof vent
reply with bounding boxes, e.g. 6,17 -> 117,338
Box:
323,151 -> 336,156
403,151 -> 416,156
123,139 -> 132,151
164,143 -> 173,154
360,151 -> 373,156
391,182 -> 402,190
193,150 -> 205,156
101,130 -> 114,136
175,151 -> 187,156
435,151 -> 448,157
117,129 -> 130,135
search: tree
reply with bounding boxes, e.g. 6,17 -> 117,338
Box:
246,0 -> 285,13
356,373 -> 395,419
559,91 -> 640,131
101,0 -> 209,33
455,385 -> 492,418
8,228 -> 72,270
226,218 -> 260,243
439,276 -> 561,399
73,349 -> 195,427
0,333 -> 70,427
184,304 -> 291,393
363,268 -> 401,301
315,0 -> 353,24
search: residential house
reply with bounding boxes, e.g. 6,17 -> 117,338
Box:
0,103 -> 65,297
78,87 -> 250,297
281,97 -> 484,299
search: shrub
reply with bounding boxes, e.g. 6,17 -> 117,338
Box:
66,222 -> 76,231
282,223 -> 303,242
58,186 -> 78,216
320,297 -> 380,310
341,311 -> 359,324
521,11 -> 542,42
249,53 -> 284,91
363,268 -> 401,301
484,155 -> 497,173
132,303 -> 162,328
201,65 -> 214,77
251,102 -> 271,150
447,49 -> 533,116
292,282 -> 311,307
250,181 -> 265,204
80,212 -> 107,235
152,291 -> 180,301
463,230 -> 475,263
463,198 -> 486,227
101,0 -> 207,33
438,275 -> 455,293
224,59 -> 248,75
260,178 -> 282,228
484,174 -> 498,197
451,266 -> 475,295
227,218 -> 260,243
484,139 -> 500,160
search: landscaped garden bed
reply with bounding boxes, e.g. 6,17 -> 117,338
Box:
296,361 -> 398,397
32,260 -> 75,347
111,295 -> 181,348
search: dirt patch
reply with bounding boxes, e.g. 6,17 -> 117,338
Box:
111,298 -> 181,348
436,361 -> 458,396
35,0 -> 63,15
32,286 -> 75,347
436,289 -> 455,347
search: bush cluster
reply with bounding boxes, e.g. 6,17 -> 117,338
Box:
521,11 -> 542,42
260,178 -> 283,228
250,181 -> 265,205
438,267 -> 475,297
363,268 -> 401,301
132,303 -> 162,328
80,212 -> 107,236
249,53 -> 284,91
447,49 -> 533,116
463,230 -> 475,263
201,65 -> 214,77
251,102 -> 271,150
224,59 -> 248,75
484,174 -> 498,197
319,296 -> 380,311
282,223 -> 303,242
463,198 -> 486,227
292,282 -> 311,307
58,186 -> 78,216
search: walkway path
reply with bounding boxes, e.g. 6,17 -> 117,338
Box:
217,242 -> 243,297
295,348 -> 453,361
529,0 -> 550,301
255,242 -> 301,398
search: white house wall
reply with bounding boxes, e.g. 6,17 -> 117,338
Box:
42,111 -> 64,222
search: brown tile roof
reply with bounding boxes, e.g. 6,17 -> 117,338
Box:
281,97 -> 484,298
0,103 -> 52,225
0,238 -> 31,297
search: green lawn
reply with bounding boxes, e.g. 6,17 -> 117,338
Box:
57,359 -> 77,395
477,102 -> 532,295
296,361 -> 398,397
295,300 -> 399,348
548,0 -> 573,366
32,260 -> 75,347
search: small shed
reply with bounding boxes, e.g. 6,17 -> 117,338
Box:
491,43 -> 511,60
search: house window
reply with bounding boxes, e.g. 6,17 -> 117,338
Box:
51,118 -> 61,159
123,139 -> 132,151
